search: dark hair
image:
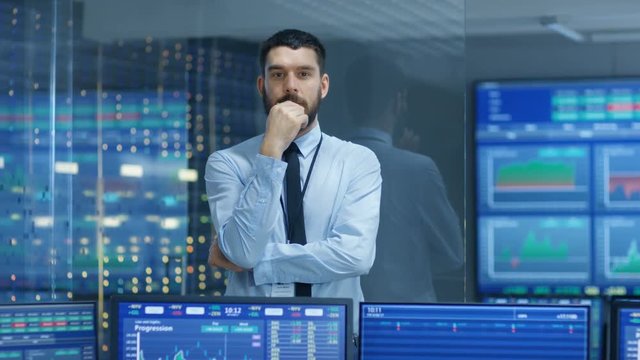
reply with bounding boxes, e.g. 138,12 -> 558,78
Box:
259,29 -> 326,74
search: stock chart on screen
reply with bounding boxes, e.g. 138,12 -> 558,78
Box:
595,145 -> 640,210
111,296 -> 352,360
484,297 -> 603,360
595,216 -> 640,286
475,78 -> 640,296
0,302 -> 97,359
610,299 -> 640,360
477,145 -> 590,211
478,216 -> 591,288
359,303 -> 589,360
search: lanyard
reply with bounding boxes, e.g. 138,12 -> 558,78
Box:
280,134 -> 323,233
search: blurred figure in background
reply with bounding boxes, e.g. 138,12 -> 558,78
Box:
347,55 -> 463,302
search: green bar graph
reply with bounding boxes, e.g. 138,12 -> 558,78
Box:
497,161 -> 576,188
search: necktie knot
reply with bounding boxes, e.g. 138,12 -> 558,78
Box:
284,142 -> 300,156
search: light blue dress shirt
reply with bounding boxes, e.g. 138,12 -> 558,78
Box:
205,123 -> 381,314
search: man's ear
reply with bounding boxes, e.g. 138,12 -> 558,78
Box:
256,76 -> 264,97
320,73 -> 330,99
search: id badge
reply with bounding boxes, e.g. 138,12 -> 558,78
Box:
271,283 -> 294,297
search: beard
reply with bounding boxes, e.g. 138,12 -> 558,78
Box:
262,86 -> 322,128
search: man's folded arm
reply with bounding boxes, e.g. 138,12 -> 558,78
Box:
205,152 -> 286,269
253,151 -> 382,285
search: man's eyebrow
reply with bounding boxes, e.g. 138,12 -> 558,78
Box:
266,65 -> 316,71
266,65 -> 285,71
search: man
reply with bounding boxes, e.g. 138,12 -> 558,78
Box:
347,55 -> 463,302
205,30 -> 381,312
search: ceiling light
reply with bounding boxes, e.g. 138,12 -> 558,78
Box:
540,16 -> 585,43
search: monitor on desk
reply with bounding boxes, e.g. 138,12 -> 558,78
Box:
111,295 -> 352,360
610,299 -> 640,360
484,296 -> 603,360
0,302 -> 97,359
359,302 -> 589,359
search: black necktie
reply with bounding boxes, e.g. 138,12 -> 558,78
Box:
284,142 -> 311,296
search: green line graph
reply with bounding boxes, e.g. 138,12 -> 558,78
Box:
501,231 -> 570,262
612,240 -> 640,274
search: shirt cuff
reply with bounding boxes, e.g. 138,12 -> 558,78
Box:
255,153 -> 286,182
253,243 -> 276,286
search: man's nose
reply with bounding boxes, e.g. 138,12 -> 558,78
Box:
284,74 -> 298,93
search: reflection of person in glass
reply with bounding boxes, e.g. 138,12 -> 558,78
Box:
205,30 -> 381,310
347,55 -> 463,302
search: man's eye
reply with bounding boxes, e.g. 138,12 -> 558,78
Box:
299,72 -> 310,78
271,72 -> 283,79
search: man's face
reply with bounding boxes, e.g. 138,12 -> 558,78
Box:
259,46 -> 329,126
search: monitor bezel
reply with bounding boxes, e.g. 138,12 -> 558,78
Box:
110,295 -> 353,360
358,301 -> 591,360
0,301 -> 98,359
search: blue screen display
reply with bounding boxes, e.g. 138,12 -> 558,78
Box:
116,299 -> 349,360
359,303 -> 589,360
616,306 -> 640,360
484,297 -> 602,360
475,79 -> 640,296
0,302 -> 96,359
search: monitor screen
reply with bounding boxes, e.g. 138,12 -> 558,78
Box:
474,78 -> 640,297
610,299 -> 640,360
359,303 -> 589,359
0,302 -> 97,359
111,295 -> 352,360
484,297 -> 603,360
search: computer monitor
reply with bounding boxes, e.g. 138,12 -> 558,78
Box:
610,299 -> 640,359
484,296 -> 603,360
359,303 -> 590,359
474,78 -> 640,297
110,295 -> 353,360
0,302 -> 97,359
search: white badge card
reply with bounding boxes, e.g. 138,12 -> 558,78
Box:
271,283 -> 295,297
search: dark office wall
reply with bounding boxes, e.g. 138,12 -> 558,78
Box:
467,34 -> 640,80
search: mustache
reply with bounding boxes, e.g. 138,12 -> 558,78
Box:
276,93 -> 308,108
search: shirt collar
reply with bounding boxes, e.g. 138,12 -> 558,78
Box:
351,127 -> 392,145
293,122 -> 322,159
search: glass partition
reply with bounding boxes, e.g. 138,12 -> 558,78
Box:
467,3 -> 640,360
2,1 -> 467,357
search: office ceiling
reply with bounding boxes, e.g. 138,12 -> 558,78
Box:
82,0 -> 465,43
466,0 -> 640,36
82,0 -> 640,57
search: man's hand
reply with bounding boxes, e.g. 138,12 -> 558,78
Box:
260,101 -> 308,159
397,127 -> 421,153
208,239 -> 244,272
